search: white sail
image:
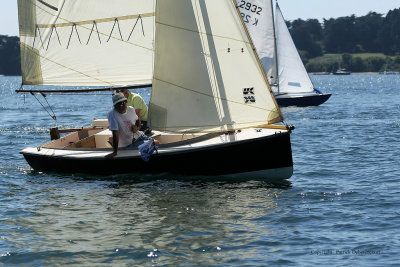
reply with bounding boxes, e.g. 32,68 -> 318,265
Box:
275,4 -> 314,94
236,0 -> 277,85
17,0 -> 155,86
149,0 -> 282,133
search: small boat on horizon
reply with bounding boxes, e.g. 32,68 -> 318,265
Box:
379,71 -> 400,75
333,68 -> 351,75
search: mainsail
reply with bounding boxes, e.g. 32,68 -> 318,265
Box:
236,0 -> 277,85
17,0 -> 155,86
149,0 -> 282,133
274,4 -> 314,94
238,1 -> 314,94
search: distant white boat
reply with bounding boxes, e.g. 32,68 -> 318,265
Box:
379,57 -> 399,74
333,68 -> 351,75
238,0 -> 331,107
380,71 -> 400,75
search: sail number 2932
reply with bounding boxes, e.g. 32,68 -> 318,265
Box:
238,1 -> 262,15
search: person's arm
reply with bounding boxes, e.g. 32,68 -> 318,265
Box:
133,119 -> 140,133
135,108 -> 141,117
136,116 -> 142,130
105,130 -> 119,158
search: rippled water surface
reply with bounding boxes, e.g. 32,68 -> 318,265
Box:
1,75 -> 399,266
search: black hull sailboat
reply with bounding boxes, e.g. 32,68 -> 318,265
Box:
21,128 -> 293,180
276,93 -> 331,107
239,1 -> 331,107
17,0 -> 295,181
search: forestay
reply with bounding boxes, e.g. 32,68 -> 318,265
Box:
17,0 -> 155,86
275,4 -> 314,94
149,0 -> 283,133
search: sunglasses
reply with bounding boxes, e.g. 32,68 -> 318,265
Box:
116,101 -> 127,107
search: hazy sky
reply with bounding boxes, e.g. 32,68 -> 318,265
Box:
1,0 -> 399,36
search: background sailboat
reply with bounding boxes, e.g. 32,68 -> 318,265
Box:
238,0 -> 331,107
17,0 -> 294,181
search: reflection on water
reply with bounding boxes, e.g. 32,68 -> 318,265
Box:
3,176 -> 291,265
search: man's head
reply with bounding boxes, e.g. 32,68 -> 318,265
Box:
117,89 -> 129,99
112,93 -> 127,113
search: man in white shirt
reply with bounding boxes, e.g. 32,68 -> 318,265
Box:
105,93 -> 138,158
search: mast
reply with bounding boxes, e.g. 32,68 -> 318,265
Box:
273,0 -> 280,94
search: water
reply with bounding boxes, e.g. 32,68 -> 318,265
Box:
1,74 -> 399,266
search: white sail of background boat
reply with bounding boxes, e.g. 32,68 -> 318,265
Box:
238,0 -> 331,107
17,0 -> 294,181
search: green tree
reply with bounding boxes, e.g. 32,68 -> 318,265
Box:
323,16 -> 357,53
0,35 -> 21,76
342,53 -> 353,69
379,8 -> 400,55
354,12 -> 383,52
289,19 -> 323,57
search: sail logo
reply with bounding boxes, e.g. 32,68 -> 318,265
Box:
243,87 -> 256,103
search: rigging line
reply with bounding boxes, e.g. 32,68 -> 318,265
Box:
46,26 -> 54,50
41,92 -> 57,120
67,24 -> 82,49
140,15 -> 145,37
37,0 -> 58,11
34,25 -> 45,49
28,0 -> 154,51
74,24 -> 82,44
127,15 -> 144,41
153,78 -> 275,113
107,18 -> 124,42
46,25 -> 62,51
107,19 -> 117,42
32,26 -> 37,49
86,22 -> 95,45
30,92 -> 57,121
116,19 -> 123,40
86,21 -> 102,45
155,21 -> 250,45
53,25 -> 62,46
94,21 -> 102,44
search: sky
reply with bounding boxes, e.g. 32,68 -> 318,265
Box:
1,0 -> 399,37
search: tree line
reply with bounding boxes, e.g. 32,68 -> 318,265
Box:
0,35 -> 20,75
288,8 -> 400,72
1,7 -> 400,75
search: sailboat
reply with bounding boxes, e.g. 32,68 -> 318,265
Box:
16,0 -> 294,181
238,0 -> 331,107
379,56 -> 399,75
